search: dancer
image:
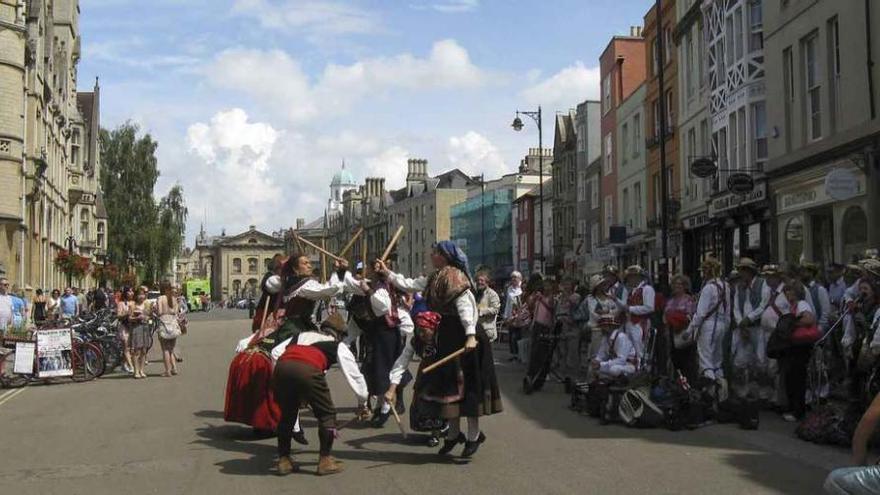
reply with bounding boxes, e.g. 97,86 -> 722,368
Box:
687,257 -> 730,382
377,241 -> 502,458
617,265 -> 655,367
273,318 -> 369,476
731,257 -> 767,399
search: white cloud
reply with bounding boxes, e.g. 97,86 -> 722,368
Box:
520,61 -> 600,111
447,131 -> 508,178
185,109 -> 282,229
410,0 -> 479,13
231,0 -> 381,38
204,39 -> 491,123
364,146 -> 411,190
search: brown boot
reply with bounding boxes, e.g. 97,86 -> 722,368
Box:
276,456 -> 297,475
316,455 -> 344,476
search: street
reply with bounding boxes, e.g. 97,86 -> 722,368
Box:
0,310 -> 848,495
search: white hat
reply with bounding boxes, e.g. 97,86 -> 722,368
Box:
264,275 -> 283,295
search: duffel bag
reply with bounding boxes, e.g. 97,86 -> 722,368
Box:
619,386 -> 665,429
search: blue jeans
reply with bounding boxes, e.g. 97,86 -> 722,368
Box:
825,466 -> 880,494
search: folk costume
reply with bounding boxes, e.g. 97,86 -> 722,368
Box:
592,316 -> 637,380
224,263 -> 348,434
273,327 -> 368,476
387,240 -> 502,457
618,266 -> 655,367
731,258 -> 768,399
688,262 -> 731,381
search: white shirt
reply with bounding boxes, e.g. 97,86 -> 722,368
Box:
502,286 -> 522,320
0,294 -> 13,330
388,271 -> 478,336
733,277 -> 768,325
340,272 -> 414,336
593,329 -> 636,373
282,273 -> 349,303
760,282 -> 790,331
689,278 -> 731,332
620,282 -> 655,318
793,300 -> 814,317
270,332 -> 368,404
807,281 -> 832,331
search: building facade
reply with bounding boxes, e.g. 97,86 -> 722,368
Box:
616,83 -> 649,267
0,0 -> 107,290
701,0 -> 770,273
599,28 -> 647,249
552,110 -> 578,270
763,0 -> 880,267
209,226 -> 284,301
575,100 -> 602,276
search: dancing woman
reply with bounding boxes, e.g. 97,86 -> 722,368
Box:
376,241 -> 502,457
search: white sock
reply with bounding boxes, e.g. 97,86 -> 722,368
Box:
380,402 -> 391,414
466,417 -> 480,441
293,416 -> 301,433
447,417 -> 461,439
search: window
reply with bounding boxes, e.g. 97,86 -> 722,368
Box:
577,124 -> 586,152
603,133 -> 612,175
687,127 -> 697,200
784,216 -> 804,267
752,101 -> 767,169
729,113 -> 738,172
717,128 -> 728,191
664,27 -> 673,66
652,38 -> 660,76
804,32 -> 822,141
749,0 -> 763,52
622,188 -> 630,229
233,258 -> 242,274
725,16 -> 734,66
633,182 -> 642,230
248,258 -> 258,274
591,222 -> 599,250
738,107 -> 746,170
577,171 -> 585,201
604,195 -> 614,232
734,7 -> 744,61
842,206 -> 868,261
264,258 -> 272,271
652,172 -> 661,220
652,99 -> 661,138
828,16 -> 841,131
97,222 -> 105,248
80,208 -> 89,241
590,176 -> 599,209
698,23 -> 705,89
685,32 -> 694,97
621,123 -> 629,164
233,280 -> 241,297
602,75 -> 612,114
632,114 -> 641,157
666,90 -> 675,129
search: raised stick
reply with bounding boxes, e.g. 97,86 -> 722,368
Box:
380,226 -> 405,262
320,237 -> 328,282
360,234 -> 368,275
338,227 -> 364,258
421,346 -> 467,374
295,234 -> 346,263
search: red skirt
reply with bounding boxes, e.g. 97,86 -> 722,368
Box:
224,350 -> 281,431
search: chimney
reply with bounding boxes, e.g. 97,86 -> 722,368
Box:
421,159 -> 428,177
296,218 -> 304,229
378,178 -> 385,195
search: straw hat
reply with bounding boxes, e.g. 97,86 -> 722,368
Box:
800,261 -> 820,275
624,265 -> 645,278
862,258 -> 880,279
736,257 -> 759,273
589,274 -> 605,292
701,257 -> 722,273
760,264 -> 782,276
602,265 -> 619,277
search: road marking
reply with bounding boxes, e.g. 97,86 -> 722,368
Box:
0,388 -> 27,408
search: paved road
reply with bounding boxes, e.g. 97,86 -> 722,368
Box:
0,310 -> 848,494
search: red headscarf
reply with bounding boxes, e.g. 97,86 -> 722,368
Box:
415,311 -> 442,331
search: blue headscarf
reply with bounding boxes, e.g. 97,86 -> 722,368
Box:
434,240 -> 471,279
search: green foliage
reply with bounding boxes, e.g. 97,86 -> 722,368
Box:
99,122 -> 188,284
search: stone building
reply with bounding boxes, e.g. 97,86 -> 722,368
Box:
675,0 -> 714,283
552,110 -> 577,271
616,83 -> 649,268
574,100 -> 602,276
0,0 -> 107,290
644,0 -> 682,279
204,226 -> 284,301
763,0 -> 880,266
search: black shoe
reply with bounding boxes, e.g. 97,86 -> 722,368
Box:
426,435 -> 440,448
439,433 -> 465,455
394,400 -> 406,415
371,411 -> 390,428
461,432 -> 486,458
292,430 -> 309,445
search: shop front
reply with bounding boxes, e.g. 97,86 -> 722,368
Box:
707,180 -> 771,275
773,163 -> 867,267
680,209 -> 719,288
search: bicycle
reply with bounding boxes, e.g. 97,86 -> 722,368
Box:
0,330 -> 104,388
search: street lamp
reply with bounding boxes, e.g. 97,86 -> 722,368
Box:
511,106 -> 544,273
65,234 -> 76,289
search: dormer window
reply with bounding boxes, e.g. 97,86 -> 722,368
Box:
248,238 -> 257,244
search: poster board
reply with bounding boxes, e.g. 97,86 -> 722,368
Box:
14,342 -> 35,375
36,329 -> 74,378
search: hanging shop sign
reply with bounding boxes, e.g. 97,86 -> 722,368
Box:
825,168 -> 860,201
709,181 -> 767,217
727,173 -> 755,195
681,211 -> 710,230
690,157 -> 717,178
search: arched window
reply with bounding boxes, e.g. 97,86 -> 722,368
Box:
246,278 -> 258,297
96,222 -> 105,248
784,216 -> 804,267
80,208 -> 89,241
264,258 -> 272,271
248,258 -> 258,274
842,206 -> 868,262
232,258 -> 242,274
233,280 -> 241,297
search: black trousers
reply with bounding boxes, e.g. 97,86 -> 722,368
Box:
670,344 -> 699,386
508,326 -> 521,356
273,360 -> 336,457
782,346 -> 812,419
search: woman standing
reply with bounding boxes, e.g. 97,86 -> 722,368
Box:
129,288 -> 151,379
154,281 -> 183,377
665,275 -> 698,384
47,289 -> 61,321
117,287 -> 135,374
781,281 -> 819,422
32,289 -> 47,326
378,241 -> 502,458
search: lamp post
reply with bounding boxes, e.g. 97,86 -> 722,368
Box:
512,106 -> 543,274
65,235 -> 76,289
656,0 -> 670,290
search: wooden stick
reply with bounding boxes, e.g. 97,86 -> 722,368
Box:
320,238 -> 328,283
422,346 -> 467,374
338,227 -> 364,258
258,296 -> 271,330
390,403 -> 407,439
295,234 -> 346,262
380,226 -> 405,262
360,233 -> 368,275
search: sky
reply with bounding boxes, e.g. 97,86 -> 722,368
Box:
78,0 -> 653,244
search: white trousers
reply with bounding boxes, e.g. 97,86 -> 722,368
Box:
697,317 -> 727,380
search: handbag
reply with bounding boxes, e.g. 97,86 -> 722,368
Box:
766,314 -> 796,359
791,324 -> 821,345
159,314 -> 182,339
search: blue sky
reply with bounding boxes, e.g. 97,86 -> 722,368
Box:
78,0 -> 653,243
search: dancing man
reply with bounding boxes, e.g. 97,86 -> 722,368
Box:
687,257 -> 731,383
376,241 -> 502,458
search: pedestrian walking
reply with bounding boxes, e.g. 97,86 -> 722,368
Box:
501,271 -> 523,360
31,288 -> 47,326
59,287 -> 79,319
155,281 -> 183,377
129,288 -> 151,379
117,287 -> 134,374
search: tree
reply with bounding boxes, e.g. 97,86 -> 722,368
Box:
153,184 -> 188,282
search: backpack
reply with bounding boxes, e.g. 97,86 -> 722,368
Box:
767,314 -> 796,359
619,386 -> 666,428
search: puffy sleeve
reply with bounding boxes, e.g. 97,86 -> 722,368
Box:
291,277 -> 346,301
369,288 -> 392,317
398,310 -> 414,336
388,271 -> 428,293
390,339 -> 416,385
456,290 -> 478,336
337,343 -> 369,404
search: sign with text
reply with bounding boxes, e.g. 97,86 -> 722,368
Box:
14,342 -> 35,375
36,329 -> 74,378
709,181 -> 767,217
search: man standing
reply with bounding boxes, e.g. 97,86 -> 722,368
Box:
74,287 -> 87,314
59,287 -> 79,319
92,285 -> 108,312
475,270 -> 501,342
801,262 -> 831,333
732,258 -> 767,399
827,262 -> 848,310
688,258 -> 730,382
617,265 -> 655,366
0,278 -> 14,333
501,271 -> 523,361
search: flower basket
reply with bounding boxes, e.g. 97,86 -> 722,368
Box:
54,250 -> 91,280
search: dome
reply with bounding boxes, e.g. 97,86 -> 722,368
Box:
330,164 -> 356,186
